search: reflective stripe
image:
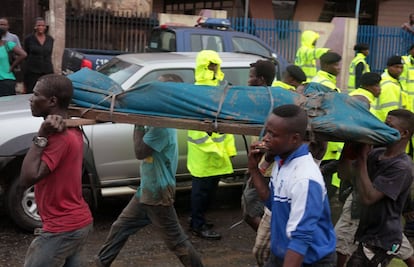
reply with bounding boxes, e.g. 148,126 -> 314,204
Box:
301,64 -> 314,68
187,135 -> 210,144
296,48 -> 318,80
381,80 -> 397,87
373,92 -> 402,110
187,134 -> 226,144
376,101 -> 401,109
401,58 -> 414,108
212,135 -> 226,142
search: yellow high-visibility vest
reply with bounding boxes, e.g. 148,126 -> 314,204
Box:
187,131 -> 236,178
347,53 -> 370,92
402,55 -> 414,109
272,80 -> 295,90
311,70 -> 341,92
295,30 -> 329,82
372,70 -> 410,122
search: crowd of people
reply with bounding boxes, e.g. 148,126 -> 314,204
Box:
0,16 -> 53,96
9,19 -> 414,267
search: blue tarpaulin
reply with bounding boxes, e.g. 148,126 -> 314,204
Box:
68,68 -> 400,145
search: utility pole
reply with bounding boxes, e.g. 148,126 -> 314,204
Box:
47,0 -> 65,74
244,0 -> 249,32
355,0 -> 361,19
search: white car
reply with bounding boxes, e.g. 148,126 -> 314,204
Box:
0,52 -> 276,231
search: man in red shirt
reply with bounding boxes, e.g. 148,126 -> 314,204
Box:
20,74 -> 93,267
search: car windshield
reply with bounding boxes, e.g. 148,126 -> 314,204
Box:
232,37 -> 271,58
98,58 -> 141,85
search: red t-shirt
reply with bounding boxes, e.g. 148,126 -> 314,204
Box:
36,128 -> 92,232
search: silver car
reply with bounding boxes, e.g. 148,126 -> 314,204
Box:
0,52 -> 273,231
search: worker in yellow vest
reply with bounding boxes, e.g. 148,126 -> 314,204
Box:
349,72 -> 382,115
310,51 -> 343,198
311,51 -> 342,92
295,30 -> 329,82
402,44 -> 414,108
272,64 -> 307,90
187,50 -> 237,240
401,46 -> 414,242
347,43 -> 370,93
401,46 -> 414,160
372,55 -> 411,122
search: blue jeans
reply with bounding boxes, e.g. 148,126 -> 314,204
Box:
24,223 -> 92,267
191,176 -> 220,229
96,195 -> 203,267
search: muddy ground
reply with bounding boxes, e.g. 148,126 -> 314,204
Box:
0,186 -> 265,267
2,184 -> 410,267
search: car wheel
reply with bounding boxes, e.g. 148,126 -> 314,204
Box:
5,177 -> 42,232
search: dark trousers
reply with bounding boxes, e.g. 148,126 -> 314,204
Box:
24,72 -> 50,94
97,196 -> 203,267
264,251 -> 336,267
347,243 -> 394,267
320,160 -> 339,200
190,176 -> 220,229
0,79 -> 16,96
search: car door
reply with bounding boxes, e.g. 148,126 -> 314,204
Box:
84,123 -> 139,186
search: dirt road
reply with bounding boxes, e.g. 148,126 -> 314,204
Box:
0,186 -> 260,267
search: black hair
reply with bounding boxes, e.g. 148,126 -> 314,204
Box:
272,104 -> 308,138
320,52 -> 342,65
409,44 -> 414,52
354,43 -> 369,52
388,109 -> 414,136
360,72 -> 381,86
285,65 -> 306,83
250,60 -> 276,86
34,17 -> 45,24
387,55 -> 403,66
0,27 -> 5,37
37,74 -> 73,109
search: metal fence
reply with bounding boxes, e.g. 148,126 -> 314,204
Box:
357,26 -> 414,73
230,17 -> 301,64
65,11 -> 301,61
66,9 -> 158,52
65,11 -> 414,73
